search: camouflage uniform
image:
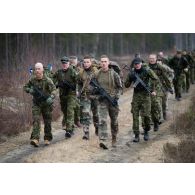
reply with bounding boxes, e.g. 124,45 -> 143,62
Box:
169,55 -> 189,100
125,65 -> 158,140
148,62 -> 173,128
23,75 -> 56,141
191,51 -> 195,84
70,62 -> 81,126
96,68 -> 122,147
78,66 -> 99,139
53,67 -> 77,136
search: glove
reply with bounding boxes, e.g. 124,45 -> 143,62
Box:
184,68 -> 188,72
46,97 -> 54,105
169,89 -> 174,94
29,88 -> 34,95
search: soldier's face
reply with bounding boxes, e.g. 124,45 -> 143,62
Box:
62,62 -> 70,70
134,63 -> 141,69
35,66 -> 44,79
101,58 -> 109,71
70,59 -> 78,66
149,55 -> 157,64
83,59 -> 92,69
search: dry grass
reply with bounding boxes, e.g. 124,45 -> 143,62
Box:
0,69 -> 61,143
163,96 -> 195,162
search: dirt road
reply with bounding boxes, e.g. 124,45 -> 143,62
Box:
0,85 -> 194,163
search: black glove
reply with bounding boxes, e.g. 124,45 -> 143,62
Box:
169,89 -> 174,94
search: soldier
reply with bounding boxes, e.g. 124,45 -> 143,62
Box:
125,58 -> 158,142
95,55 -> 122,149
53,56 -> 77,138
182,51 -> 194,91
69,56 -> 82,128
156,57 -> 174,121
148,54 -> 173,130
78,55 -> 99,140
157,51 -> 169,65
169,51 -> 189,101
130,53 -> 145,69
23,62 -> 56,147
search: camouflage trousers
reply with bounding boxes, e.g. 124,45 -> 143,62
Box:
91,98 -> 99,129
190,67 -> 195,84
31,103 -> 53,141
162,91 -> 169,118
80,96 -> 99,131
74,98 -> 81,124
131,92 -> 151,135
173,74 -> 185,98
60,95 -> 76,132
80,97 -> 92,127
98,99 -> 119,141
151,95 -> 162,123
184,71 -> 190,92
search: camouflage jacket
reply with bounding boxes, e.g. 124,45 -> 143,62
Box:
53,67 -> 77,97
78,66 -> 98,96
125,65 -> 158,94
168,56 -> 189,77
148,63 -> 173,94
23,75 -> 56,105
96,68 -> 123,99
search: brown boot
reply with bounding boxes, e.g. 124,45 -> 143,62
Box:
30,139 -> 39,147
44,140 -> 50,146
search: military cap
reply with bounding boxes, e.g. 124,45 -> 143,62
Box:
61,56 -> 69,63
133,58 -> 142,64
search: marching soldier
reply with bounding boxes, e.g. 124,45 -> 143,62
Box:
78,55 -> 99,140
23,62 -> 56,147
125,58 -> 158,142
53,56 -> 77,138
96,55 -> 122,149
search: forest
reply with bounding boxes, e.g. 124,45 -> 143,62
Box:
1,33 -> 195,71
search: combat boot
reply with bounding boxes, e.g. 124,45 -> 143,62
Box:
65,130 -> 72,138
154,122 -> 159,132
143,130 -> 149,141
133,134 -> 140,143
30,139 -> 39,147
44,140 -> 50,146
82,132 -> 89,140
99,140 -> 108,150
82,125 -> 89,140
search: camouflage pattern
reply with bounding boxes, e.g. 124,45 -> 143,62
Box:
23,75 -> 56,141
169,55 -> 189,99
124,66 -> 158,135
78,66 -> 99,134
70,63 -> 81,125
53,67 -> 77,132
148,62 -> 173,122
96,68 -> 122,142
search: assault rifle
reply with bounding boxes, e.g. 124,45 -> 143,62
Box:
56,80 -> 76,91
32,86 -> 49,103
89,78 -> 118,107
132,72 -> 152,94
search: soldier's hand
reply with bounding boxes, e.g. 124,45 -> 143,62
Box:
184,68 -> 188,72
29,88 -> 34,95
151,91 -> 156,96
46,97 -> 54,105
169,89 -> 174,94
